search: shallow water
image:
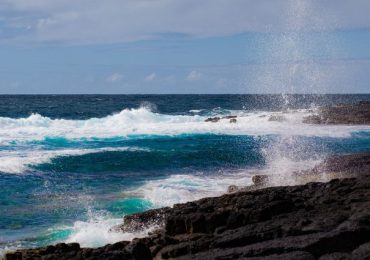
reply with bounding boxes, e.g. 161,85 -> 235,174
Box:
0,94 -> 370,254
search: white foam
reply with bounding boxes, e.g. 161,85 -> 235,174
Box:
127,171 -> 253,207
0,108 -> 368,145
0,147 -> 148,174
64,210 -> 155,248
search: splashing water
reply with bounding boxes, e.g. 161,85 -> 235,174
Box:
252,0 -> 346,184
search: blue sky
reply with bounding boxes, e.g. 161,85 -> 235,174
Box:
0,0 -> 370,94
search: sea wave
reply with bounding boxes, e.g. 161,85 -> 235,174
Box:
0,147 -> 148,174
0,107 -> 369,144
60,161 -> 321,247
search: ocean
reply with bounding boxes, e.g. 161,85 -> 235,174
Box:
1,94 -> 370,254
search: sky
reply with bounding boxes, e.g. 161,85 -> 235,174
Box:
0,0 -> 370,94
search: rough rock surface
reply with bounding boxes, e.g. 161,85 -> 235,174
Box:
303,101 -> 370,124
111,207 -> 171,233
5,153 -> 370,260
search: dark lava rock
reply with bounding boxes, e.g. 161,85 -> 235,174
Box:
111,207 -> 171,233
205,115 -> 237,123
205,117 -> 221,122
6,153 -> 370,259
303,102 -> 370,125
252,174 -> 269,186
4,241 -> 135,260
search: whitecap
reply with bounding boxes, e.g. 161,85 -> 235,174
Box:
0,108 -> 368,145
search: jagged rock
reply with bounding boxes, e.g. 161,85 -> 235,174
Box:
111,207 -> 171,233
229,118 -> 237,123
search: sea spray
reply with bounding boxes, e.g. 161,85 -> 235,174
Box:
249,0 -> 348,184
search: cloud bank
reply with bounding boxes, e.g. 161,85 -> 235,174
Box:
1,0 -> 370,44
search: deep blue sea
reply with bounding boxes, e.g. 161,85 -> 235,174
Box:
1,94 -> 370,254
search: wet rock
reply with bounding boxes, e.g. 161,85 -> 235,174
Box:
111,207 -> 171,233
227,184 -> 239,193
252,174 -> 269,186
205,115 -> 237,123
205,117 -> 220,122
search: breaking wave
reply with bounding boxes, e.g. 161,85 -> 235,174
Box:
0,107 -> 368,145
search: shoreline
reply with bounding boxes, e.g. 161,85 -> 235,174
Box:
3,102 -> 370,260
4,152 -> 370,260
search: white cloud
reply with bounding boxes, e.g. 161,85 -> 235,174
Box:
2,0 -> 370,44
186,70 -> 202,81
145,73 -> 156,81
106,73 -> 124,83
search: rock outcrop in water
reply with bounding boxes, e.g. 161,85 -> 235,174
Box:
205,115 -> 237,123
303,101 -> 370,124
5,153 -> 370,260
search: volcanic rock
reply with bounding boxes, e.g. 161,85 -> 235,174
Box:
5,153 -> 370,260
205,117 -> 220,123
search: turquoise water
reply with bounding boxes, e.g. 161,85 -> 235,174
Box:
0,95 -> 370,254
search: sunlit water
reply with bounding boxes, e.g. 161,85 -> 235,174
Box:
0,94 -> 369,255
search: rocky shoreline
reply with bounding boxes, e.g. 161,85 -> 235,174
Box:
4,152 -> 370,260
303,101 -> 370,125
4,102 -> 370,260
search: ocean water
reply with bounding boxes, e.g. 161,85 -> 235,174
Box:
0,94 -> 370,254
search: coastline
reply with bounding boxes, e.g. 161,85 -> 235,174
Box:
3,102 -> 370,260
4,152 -> 370,260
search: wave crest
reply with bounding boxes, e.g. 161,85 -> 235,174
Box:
0,108 -> 368,144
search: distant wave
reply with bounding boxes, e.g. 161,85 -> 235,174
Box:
0,107 -> 368,145
0,147 -> 148,174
